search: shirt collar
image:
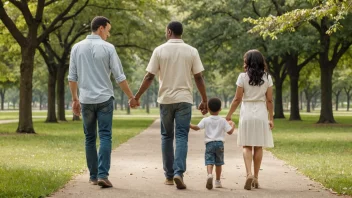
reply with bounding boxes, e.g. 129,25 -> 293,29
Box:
167,39 -> 184,43
86,35 -> 102,39
210,115 -> 220,119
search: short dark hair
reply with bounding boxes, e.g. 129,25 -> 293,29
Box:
208,98 -> 222,112
91,16 -> 110,32
167,21 -> 183,36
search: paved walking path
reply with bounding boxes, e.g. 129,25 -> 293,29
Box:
51,119 -> 344,198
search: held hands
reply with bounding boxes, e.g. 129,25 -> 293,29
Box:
269,120 -> 274,130
198,101 -> 208,115
128,97 -> 139,109
227,120 -> 235,135
72,100 -> 81,116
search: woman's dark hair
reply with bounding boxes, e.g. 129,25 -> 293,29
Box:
167,21 -> 183,36
243,49 -> 268,86
208,97 -> 222,112
91,16 -> 110,32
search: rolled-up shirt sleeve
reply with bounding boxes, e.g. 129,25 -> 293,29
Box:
146,49 -> 159,75
110,47 -> 126,83
68,46 -> 78,82
191,49 -> 204,75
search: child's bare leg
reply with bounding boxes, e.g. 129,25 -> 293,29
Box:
207,165 -> 214,175
215,165 -> 221,180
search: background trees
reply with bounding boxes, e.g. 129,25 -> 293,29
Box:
0,0 -> 351,130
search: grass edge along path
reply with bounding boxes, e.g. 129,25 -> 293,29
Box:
0,117 -> 155,198
190,114 -> 352,196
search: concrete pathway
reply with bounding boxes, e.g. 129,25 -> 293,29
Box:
51,119 -> 346,198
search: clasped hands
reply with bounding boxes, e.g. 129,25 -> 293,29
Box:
129,98 -> 209,115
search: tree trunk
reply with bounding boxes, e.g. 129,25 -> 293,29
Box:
126,102 -> 130,115
306,98 -> 311,112
347,91 -> 351,112
347,96 -> 350,111
146,89 -> 150,114
46,68 -> 58,123
0,89 -> 5,110
287,55 -> 301,121
273,80 -> 285,118
222,91 -> 228,108
17,47 -> 35,133
300,91 -> 303,110
120,89 -> 124,111
114,99 -> 118,110
312,97 -> 316,111
334,90 -> 341,111
39,95 -> 43,110
154,80 -> 158,108
195,91 -> 200,108
56,66 -> 67,121
318,64 -> 335,123
72,114 -> 80,121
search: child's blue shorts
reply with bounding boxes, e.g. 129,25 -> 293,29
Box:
205,141 -> 224,166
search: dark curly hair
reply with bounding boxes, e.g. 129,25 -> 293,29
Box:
243,49 -> 268,86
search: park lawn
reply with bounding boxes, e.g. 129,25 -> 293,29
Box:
0,108 -> 161,120
0,117 -> 155,198
191,114 -> 352,195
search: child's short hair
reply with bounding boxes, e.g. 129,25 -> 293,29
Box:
208,97 -> 222,112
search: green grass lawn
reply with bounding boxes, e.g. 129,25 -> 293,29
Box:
191,114 -> 352,196
0,108 -> 161,120
1,109 -> 352,196
0,117 -> 155,198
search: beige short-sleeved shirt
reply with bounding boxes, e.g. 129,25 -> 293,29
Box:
146,39 -> 204,104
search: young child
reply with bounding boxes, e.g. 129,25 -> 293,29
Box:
190,97 -> 235,190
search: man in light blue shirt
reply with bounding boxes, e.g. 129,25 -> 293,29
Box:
68,16 -> 137,188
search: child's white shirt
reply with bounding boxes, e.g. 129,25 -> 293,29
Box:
197,115 -> 232,144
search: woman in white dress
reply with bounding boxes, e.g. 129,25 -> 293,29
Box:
226,49 -> 274,190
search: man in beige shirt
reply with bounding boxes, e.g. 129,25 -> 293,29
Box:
134,21 -> 208,190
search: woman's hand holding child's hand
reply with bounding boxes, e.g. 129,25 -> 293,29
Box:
227,120 -> 235,135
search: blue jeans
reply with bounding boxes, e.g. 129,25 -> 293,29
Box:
81,97 -> 114,180
160,102 -> 192,179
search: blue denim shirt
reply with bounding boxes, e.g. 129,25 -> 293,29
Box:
68,35 -> 126,104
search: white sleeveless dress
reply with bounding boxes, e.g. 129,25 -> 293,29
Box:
236,73 -> 274,147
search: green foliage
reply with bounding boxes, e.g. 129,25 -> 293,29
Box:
245,0 -> 352,39
0,118 -> 155,198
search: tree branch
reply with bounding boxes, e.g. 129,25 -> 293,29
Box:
309,20 -> 321,32
9,0 -> 33,26
35,0 -> 45,23
64,20 -> 76,46
44,0 -> 57,7
332,40 -> 352,67
298,52 -> 318,71
212,11 -> 240,21
0,1 -> 26,46
86,4 -> 136,11
271,0 -> 283,16
38,0 -> 81,43
252,1 -> 261,17
115,44 -> 152,52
